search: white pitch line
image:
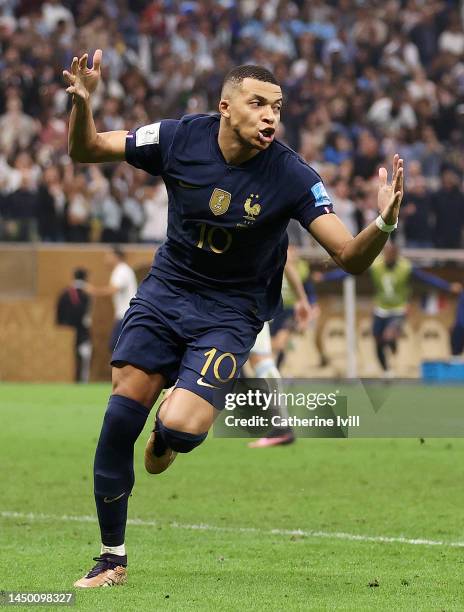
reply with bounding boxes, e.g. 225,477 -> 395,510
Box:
1,510 -> 463,549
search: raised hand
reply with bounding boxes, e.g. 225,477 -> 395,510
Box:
63,49 -> 102,101
377,154 -> 404,225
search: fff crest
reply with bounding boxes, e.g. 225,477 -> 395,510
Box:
209,188 -> 231,216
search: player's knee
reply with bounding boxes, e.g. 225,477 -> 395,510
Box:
157,416 -> 207,453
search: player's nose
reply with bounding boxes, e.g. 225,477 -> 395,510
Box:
261,107 -> 275,124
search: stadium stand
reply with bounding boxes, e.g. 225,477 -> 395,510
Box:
0,0 -> 463,246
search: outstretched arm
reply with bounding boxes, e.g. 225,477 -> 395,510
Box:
312,268 -> 349,283
63,50 -> 127,163
85,283 -> 118,297
310,155 -> 404,275
411,268 -> 462,294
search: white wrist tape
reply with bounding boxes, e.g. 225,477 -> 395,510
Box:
375,214 -> 398,233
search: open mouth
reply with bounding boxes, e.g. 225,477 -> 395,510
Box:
258,128 -> 275,143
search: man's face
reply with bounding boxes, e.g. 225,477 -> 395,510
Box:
105,252 -> 118,268
335,180 -> 349,199
220,78 -> 283,151
442,170 -> 459,190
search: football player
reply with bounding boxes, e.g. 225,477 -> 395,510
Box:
64,50 -> 403,587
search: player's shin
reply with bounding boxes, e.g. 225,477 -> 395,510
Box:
93,395 -> 149,553
375,340 -> 388,371
249,358 -> 295,447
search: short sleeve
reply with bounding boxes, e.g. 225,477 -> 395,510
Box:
125,119 -> 179,176
288,157 -> 334,229
110,267 -> 124,289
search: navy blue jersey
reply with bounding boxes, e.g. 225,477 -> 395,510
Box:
125,113 -> 334,320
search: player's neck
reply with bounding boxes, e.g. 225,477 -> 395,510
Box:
217,125 -> 260,166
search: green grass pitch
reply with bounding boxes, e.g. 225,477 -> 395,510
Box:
1,383 -> 463,611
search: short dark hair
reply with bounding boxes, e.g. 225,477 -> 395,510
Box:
74,267 -> 88,281
222,65 -> 279,91
111,245 -> 125,260
440,164 -> 461,178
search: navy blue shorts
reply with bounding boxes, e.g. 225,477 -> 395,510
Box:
372,314 -> 405,339
270,307 -> 295,336
111,274 -> 263,405
109,319 -> 123,352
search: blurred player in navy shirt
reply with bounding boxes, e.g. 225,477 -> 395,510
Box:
56,268 -> 92,382
64,50 -> 403,587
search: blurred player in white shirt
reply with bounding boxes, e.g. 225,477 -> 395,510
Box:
247,250 -> 313,447
87,245 -> 138,351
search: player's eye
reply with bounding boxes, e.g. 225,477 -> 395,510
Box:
250,101 -> 259,107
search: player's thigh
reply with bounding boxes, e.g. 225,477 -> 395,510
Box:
167,291 -> 262,425
158,387 -> 220,434
174,326 -> 259,418
271,328 -> 290,352
111,282 -> 187,406
384,315 -> 404,340
372,315 -> 386,340
112,364 -> 167,409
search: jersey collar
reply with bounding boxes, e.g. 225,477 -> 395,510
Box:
210,115 -> 270,170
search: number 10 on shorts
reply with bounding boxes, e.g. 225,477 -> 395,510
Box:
201,348 -> 237,383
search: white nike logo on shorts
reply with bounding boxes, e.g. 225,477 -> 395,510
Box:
196,377 -> 219,389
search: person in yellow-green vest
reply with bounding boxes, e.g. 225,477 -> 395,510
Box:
315,242 -> 462,375
370,243 -> 462,374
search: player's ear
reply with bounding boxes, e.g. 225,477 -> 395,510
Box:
219,99 -> 231,119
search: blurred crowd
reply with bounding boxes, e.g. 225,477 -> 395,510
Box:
1,0 -> 464,247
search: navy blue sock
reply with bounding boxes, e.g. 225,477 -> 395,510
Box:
376,341 -> 388,371
276,351 -> 285,369
153,415 -> 208,454
94,395 -> 149,547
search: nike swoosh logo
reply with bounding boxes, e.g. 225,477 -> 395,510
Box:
103,492 -> 126,504
196,377 -> 219,389
178,180 -> 202,189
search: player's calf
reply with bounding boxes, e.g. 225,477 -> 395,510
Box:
144,423 -> 177,475
145,387 -> 176,474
